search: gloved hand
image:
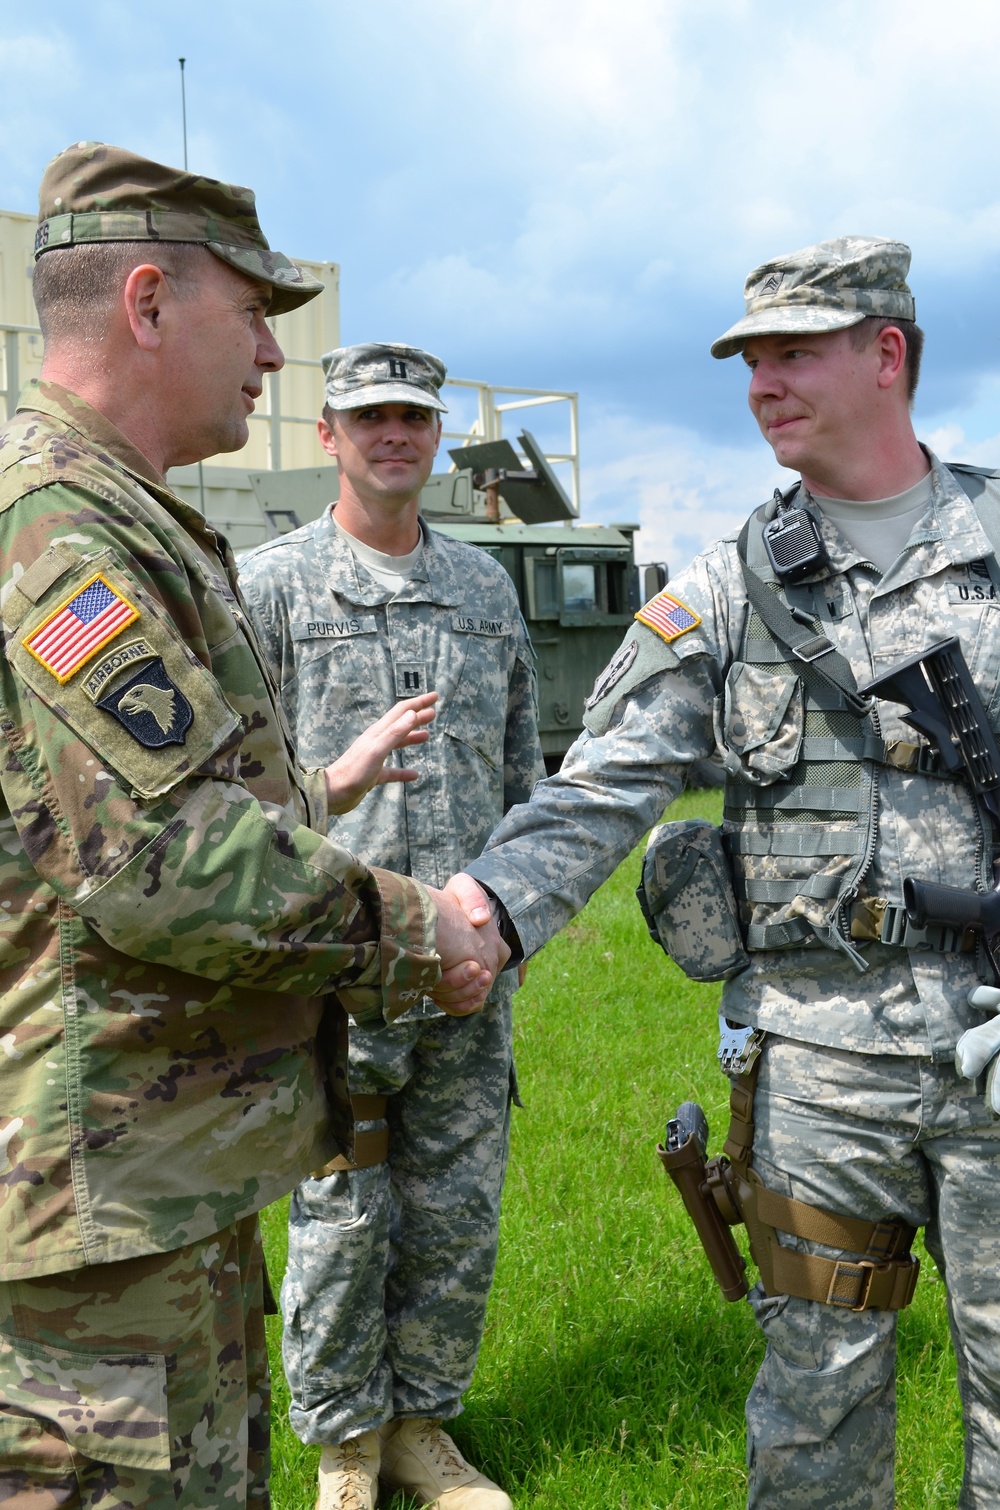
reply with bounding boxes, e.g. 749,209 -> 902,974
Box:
958,986 -> 1000,1113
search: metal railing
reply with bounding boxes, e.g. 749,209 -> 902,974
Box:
2,323 -> 580,510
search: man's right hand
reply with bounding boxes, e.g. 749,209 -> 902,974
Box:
425,884 -> 510,1016
324,691 -> 437,815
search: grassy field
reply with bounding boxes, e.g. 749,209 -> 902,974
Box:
261,786 -> 964,1508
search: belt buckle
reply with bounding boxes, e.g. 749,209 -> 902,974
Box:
826,1258 -> 877,1311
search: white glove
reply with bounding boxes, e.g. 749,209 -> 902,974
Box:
958,986 -> 1000,1113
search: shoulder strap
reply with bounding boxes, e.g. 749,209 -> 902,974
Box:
736,512 -> 871,719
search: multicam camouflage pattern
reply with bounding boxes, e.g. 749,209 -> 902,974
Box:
746,1037 -> 1000,1509
710,236 -> 915,359
240,509 -> 543,1442
321,342 -> 449,413
640,818 -> 750,981
0,1216 -> 269,1508
35,142 -> 322,316
0,380 -> 441,1281
281,994 -> 515,1443
468,453 -> 1000,1059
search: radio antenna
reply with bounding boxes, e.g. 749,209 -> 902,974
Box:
179,58 -> 189,168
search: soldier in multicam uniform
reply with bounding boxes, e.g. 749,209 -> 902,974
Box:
239,341 -> 544,1510
442,239 -> 1000,1508
0,146 -> 505,1510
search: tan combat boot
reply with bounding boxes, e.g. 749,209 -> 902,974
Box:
316,1428 -> 381,1510
378,1418 -> 513,1509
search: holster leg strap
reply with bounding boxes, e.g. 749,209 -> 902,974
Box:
310,1093 -> 389,1177
721,1052 -> 920,1312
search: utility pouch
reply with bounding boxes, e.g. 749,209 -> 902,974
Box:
638,818 -> 750,982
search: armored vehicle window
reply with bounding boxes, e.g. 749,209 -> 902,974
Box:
562,562 -> 598,613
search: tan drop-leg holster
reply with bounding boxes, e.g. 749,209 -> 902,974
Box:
721,1050 -> 919,1312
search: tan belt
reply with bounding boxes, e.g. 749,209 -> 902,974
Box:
311,1094 -> 389,1177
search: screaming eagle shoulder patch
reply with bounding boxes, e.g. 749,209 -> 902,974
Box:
95,658 -> 193,747
635,590 -> 701,645
22,573 -> 140,683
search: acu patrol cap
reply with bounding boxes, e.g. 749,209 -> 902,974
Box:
711,235 -> 915,359
35,141 -> 323,317
321,342 -> 448,413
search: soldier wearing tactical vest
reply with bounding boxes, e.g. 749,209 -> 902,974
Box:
441,238 -> 1000,1508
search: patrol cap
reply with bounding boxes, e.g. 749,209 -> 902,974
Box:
710,236 -> 915,360
34,141 -> 323,317
321,342 -> 448,413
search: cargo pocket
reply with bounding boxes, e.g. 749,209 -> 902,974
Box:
0,1329 -> 170,1472
717,663 -> 804,784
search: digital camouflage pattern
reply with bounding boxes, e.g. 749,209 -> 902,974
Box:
640,818 -> 750,981
281,995 -> 515,1443
0,380 -> 441,1282
747,1038 -> 1000,1509
0,1216 -> 270,1508
710,236 -> 915,359
321,342 -> 448,413
239,510 -> 542,898
466,450 -> 1000,1506
240,510 -> 543,1442
35,142 -> 323,316
468,453 -> 1000,1059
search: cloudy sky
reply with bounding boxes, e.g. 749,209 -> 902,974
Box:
4,0 -> 1000,572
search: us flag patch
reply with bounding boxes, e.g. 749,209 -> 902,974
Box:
635,591 -> 701,644
23,574 -> 140,684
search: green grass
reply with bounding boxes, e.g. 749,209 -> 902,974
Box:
261,786 -> 964,1507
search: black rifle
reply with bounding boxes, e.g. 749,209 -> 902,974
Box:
861,636 -> 1000,970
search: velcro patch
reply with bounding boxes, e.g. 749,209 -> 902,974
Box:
395,662 -> 429,697
95,658 -> 193,747
22,573 -> 139,683
452,615 -> 511,636
291,615 -> 378,642
584,638 -> 639,711
635,591 -> 701,644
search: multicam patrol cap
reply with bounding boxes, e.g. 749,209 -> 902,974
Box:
34,141 -> 323,317
710,236 -> 915,359
321,342 -> 448,413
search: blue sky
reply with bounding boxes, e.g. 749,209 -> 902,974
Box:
4,0 -> 1000,571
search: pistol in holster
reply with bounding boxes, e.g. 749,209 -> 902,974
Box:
657,1024 -> 920,1313
657,1100 -> 748,1302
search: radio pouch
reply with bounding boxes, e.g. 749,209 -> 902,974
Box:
638,818 -> 750,982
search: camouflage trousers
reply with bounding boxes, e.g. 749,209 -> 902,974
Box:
745,1035 -> 1000,1510
281,989 -> 514,1446
0,1216 -> 269,1509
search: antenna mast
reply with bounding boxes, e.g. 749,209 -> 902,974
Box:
179,58 -> 188,168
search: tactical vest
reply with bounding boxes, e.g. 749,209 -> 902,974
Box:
723,466 -> 1000,967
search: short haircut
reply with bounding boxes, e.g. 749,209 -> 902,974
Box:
32,241 -> 211,344
847,315 -> 924,403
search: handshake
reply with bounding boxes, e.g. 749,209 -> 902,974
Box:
426,874 -> 510,1016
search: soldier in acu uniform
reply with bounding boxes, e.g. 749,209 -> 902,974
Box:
0,146 -> 505,1510
239,342 -> 543,1510
443,238 -> 1000,1508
